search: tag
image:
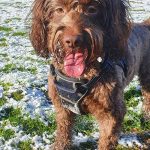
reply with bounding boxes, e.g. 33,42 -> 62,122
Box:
97,57 -> 102,63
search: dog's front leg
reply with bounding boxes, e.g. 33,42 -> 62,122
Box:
98,91 -> 126,150
53,107 -> 75,150
85,88 -> 126,150
48,75 -> 75,150
97,110 -> 125,150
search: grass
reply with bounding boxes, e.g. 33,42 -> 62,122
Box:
0,63 -> 37,74
75,115 -> 97,136
18,67 -> 37,74
21,117 -> 56,136
0,64 -> 16,73
12,31 -> 27,37
0,107 -> 22,124
0,38 -> 7,47
0,53 -> 8,57
123,86 -> 150,133
0,38 -> 7,42
18,140 -> 32,150
0,128 -> 15,140
0,75 -> 149,149
0,84 -> 149,148
0,82 -> 13,91
11,90 -> 24,101
0,97 -> 7,106
0,42 -> 8,47
0,26 -> 13,32
0,107 -> 56,136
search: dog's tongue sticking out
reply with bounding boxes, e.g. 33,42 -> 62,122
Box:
64,52 -> 85,78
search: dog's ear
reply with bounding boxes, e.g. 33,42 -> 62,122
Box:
30,0 -> 50,58
103,0 -> 131,58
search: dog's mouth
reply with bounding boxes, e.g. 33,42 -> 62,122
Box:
64,49 -> 88,78
52,29 -> 96,78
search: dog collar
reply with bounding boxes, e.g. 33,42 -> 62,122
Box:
49,56 -> 128,115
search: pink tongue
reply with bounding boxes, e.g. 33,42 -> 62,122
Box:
64,52 -> 85,77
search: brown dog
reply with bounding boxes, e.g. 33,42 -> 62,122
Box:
30,0 -> 150,149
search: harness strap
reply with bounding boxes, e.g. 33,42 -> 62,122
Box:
50,58 -> 127,115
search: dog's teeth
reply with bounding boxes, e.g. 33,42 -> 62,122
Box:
97,57 -> 102,63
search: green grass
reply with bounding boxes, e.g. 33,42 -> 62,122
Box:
0,63 -> 37,74
0,42 -> 8,47
21,117 -> 56,136
11,90 -> 24,101
0,37 -> 7,47
0,64 -> 16,73
0,107 -> 22,124
0,84 -> 149,149
12,31 -> 27,37
18,140 -> 32,150
0,38 -> 7,42
0,97 -> 7,106
0,107 -> 56,137
123,87 -> 150,133
75,115 -> 97,136
0,129 -> 15,140
0,53 -> 8,57
124,87 -> 142,101
17,67 -> 37,74
0,26 -> 13,32
0,82 -> 13,91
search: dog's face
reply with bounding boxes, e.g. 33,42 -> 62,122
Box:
48,0 -> 104,78
30,0 -> 130,78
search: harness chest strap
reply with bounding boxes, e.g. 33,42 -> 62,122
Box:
50,64 -> 90,115
49,58 -> 127,115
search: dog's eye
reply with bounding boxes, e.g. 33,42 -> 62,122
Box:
55,7 -> 65,14
72,1 -> 79,9
87,6 -> 98,15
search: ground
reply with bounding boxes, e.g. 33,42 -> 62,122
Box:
0,0 -> 150,149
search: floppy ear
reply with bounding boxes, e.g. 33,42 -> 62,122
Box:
103,0 -> 131,58
30,0 -> 49,58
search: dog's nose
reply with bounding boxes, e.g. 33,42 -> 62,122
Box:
64,35 -> 83,48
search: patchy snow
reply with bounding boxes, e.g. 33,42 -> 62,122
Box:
0,87 -> 3,98
119,134 -> 143,148
0,0 -> 150,149
73,133 -> 90,146
72,132 -> 145,149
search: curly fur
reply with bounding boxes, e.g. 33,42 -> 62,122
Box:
30,0 -> 150,149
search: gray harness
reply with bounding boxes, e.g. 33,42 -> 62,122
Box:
50,58 -> 127,115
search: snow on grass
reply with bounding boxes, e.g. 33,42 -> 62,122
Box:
0,87 -> 3,98
0,0 -> 150,149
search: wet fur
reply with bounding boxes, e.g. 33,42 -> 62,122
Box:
30,0 -> 150,149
